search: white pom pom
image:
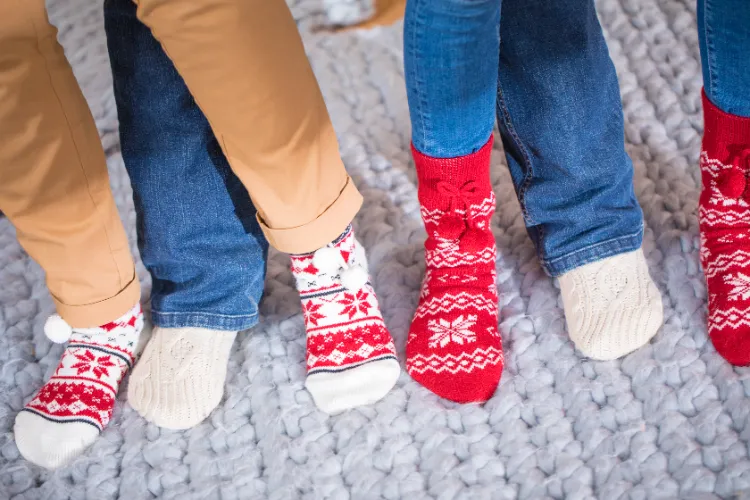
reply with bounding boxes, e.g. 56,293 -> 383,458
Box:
340,265 -> 369,292
312,246 -> 343,274
44,315 -> 73,343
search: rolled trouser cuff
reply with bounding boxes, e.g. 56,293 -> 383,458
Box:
257,176 -> 363,254
53,273 -> 141,328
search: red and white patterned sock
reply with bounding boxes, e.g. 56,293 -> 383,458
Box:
699,91 -> 750,366
291,225 -> 399,414
406,136 -> 503,403
14,304 -> 143,469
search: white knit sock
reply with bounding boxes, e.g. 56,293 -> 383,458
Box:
558,248 -> 663,360
127,327 -> 236,429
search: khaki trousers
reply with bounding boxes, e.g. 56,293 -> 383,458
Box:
0,0 -> 362,327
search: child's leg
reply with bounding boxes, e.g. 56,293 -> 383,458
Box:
1,0 -> 142,468
496,0 -> 663,360
698,0 -> 750,118
119,0 -> 398,413
104,0 -> 268,428
403,0 -> 504,403
697,0 -> 750,365
130,0 -> 361,254
0,0 -> 139,327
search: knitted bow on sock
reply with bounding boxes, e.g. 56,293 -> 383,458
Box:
406,137 -> 504,403
699,91 -> 750,365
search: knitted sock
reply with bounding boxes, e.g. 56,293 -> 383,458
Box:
127,327 -> 237,429
291,225 -> 399,414
559,249 -> 663,360
406,137 -> 503,403
14,304 -> 143,469
698,91 -> 750,366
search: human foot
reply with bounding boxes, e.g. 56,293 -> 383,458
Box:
291,225 -> 399,413
127,326 -> 237,429
406,137 -> 503,403
14,304 -> 143,469
698,91 -> 750,365
559,249 -> 663,360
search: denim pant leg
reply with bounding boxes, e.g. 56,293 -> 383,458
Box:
104,0 -> 268,331
698,0 -> 750,117
404,0 -> 501,157
495,0 -> 644,277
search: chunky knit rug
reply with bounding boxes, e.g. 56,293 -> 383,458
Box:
1,0 -> 746,498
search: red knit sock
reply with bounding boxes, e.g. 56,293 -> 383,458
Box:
406,136 -> 503,403
699,91 -> 750,366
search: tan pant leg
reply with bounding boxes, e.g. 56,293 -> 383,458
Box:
0,0 -> 139,327
133,0 -> 362,254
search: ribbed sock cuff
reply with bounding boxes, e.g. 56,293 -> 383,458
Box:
703,90 -> 750,158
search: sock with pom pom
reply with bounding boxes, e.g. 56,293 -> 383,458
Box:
290,225 -> 399,414
699,91 -> 750,365
14,304 -> 143,469
406,137 -> 503,404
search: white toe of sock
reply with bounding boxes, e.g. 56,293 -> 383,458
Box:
559,248 -> 663,360
14,411 -> 99,469
305,358 -> 400,414
127,327 -> 236,429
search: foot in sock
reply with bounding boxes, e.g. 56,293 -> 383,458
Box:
406,137 -> 504,404
127,327 -> 237,429
14,304 -> 143,469
698,91 -> 750,365
290,225 -> 399,414
559,249 -> 663,360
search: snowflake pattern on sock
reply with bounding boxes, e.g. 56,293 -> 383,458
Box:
22,304 -> 143,430
406,137 -> 503,403
291,226 -> 398,375
699,91 -> 750,366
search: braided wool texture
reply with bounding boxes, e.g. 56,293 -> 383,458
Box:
0,0 -> 745,498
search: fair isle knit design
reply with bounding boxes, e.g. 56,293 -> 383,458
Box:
699,91 -> 750,366
21,305 -> 143,430
406,137 -> 503,403
291,226 -> 398,376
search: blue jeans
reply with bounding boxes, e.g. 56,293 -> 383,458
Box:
104,0 -> 268,331
698,0 -> 750,117
404,0 -> 644,276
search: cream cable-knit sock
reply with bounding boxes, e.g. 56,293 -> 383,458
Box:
127,327 -> 236,429
558,248 -> 663,360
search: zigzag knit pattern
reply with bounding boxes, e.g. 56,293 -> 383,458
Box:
698,92 -> 750,366
406,137 -> 503,403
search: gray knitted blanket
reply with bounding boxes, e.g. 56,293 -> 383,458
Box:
0,0 -> 745,498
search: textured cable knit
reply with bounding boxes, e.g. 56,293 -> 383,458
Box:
698,91 -> 750,366
14,304 -> 143,469
291,225 -> 399,414
406,137 -> 503,403
558,249 -> 663,360
127,327 -> 237,429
